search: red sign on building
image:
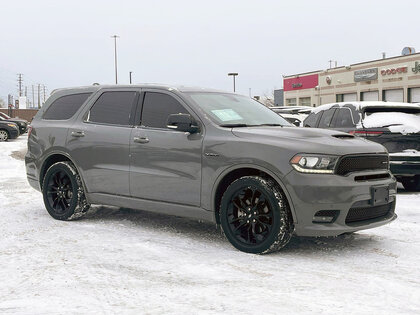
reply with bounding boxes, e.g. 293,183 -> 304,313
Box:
284,74 -> 319,91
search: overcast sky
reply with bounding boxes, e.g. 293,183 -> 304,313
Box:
0,0 -> 419,103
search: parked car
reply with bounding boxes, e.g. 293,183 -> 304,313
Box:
26,85 -> 397,254
270,106 -> 311,126
0,120 -> 19,141
0,112 -> 29,134
303,102 -> 420,191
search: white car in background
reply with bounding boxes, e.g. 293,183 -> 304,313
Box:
270,106 -> 312,126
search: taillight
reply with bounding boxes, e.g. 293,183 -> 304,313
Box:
349,130 -> 383,137
27,125 -> 32,137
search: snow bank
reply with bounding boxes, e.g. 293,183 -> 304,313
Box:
362,112 -> 420,134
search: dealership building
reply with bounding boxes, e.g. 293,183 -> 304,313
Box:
282,50 -> 420,107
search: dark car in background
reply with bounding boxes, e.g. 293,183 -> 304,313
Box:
0,112 -> 29,134
0,120 -> 19,141
303,102 -> 420,191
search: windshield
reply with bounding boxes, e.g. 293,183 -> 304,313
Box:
0,112 -> 10,119
186,92 -> 291,127
0,116 -> 5,120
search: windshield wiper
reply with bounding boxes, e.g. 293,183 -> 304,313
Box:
219,123 -> 249,128
252,123 -> 283,127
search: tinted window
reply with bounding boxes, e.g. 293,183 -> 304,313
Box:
43,93 -> 91,120
318,108 -> 336,128
89,91 -> 137,126
141,92 -> 188,129
334,108 -> 355,128
303,112 -> 321,127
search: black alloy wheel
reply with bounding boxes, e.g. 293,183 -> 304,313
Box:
227,186 -> 273,246
220,176 -> 294,254
42,161 -> 90,220
46,169 -> 74,215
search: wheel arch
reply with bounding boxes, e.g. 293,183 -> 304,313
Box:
39,152 -> 87,193
212,165 -> 297,225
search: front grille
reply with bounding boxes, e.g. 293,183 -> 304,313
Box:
336,155 -> 388,176
345,201 -> 394,224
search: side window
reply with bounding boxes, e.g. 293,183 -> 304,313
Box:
333,108 -> 355,128
88,91 -> 137,126
141,92 -> 188,129
43,93 -> 92,120
318,108 -> 336,128
303,112 -> 321,127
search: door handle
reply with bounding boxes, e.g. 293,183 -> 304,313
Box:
133,136 -> 149,144
71,131 -> 85,137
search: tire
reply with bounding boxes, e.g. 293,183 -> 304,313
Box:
220,176 -> 294,254
42,161 -> 90,220
401,175 -> 420,192
0,129 -> 9,142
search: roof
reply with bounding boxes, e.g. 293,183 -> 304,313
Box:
312,101 -> 420,113
51,84 -> 231,95
284,51 -> 420,78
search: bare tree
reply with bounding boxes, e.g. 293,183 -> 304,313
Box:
260,89 -> 275,107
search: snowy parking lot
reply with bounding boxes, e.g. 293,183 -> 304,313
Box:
0,135 -> 419,314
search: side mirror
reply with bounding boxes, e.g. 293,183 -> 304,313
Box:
167,113 -> 200,133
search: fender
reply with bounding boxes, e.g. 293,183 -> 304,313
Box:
210,163 -> 297,224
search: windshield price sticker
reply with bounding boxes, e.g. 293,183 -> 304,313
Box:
211,109 -> 243,122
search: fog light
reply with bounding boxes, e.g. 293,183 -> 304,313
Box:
313,210 -> 339,223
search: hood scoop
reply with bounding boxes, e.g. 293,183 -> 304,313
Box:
332,134 -> 355,139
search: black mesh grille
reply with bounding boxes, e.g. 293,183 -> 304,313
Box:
336,155 -> 388,176
345,202 -> 394,224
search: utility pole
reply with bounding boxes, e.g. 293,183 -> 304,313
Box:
17,73 -> 23,96
129,71 -> 133,84
42,85 -> 47,103
32,85 -> 35,109
24,86 -> 27,97
328,60 -> 333,69
111,35 -> 120,84
37,84 -> 41,109
228,73 -> 238,92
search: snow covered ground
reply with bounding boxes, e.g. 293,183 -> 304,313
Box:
0,135 -> 419,314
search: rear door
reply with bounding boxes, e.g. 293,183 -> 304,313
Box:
68,89 -> 139,196
129,90 -> 203,206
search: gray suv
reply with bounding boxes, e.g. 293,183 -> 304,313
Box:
26,85 -> 397,254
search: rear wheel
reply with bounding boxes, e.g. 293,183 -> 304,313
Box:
401,175 -> 420,192
220,176 -> 294,254
0,130 -> 9,141
42,161 -> 90,220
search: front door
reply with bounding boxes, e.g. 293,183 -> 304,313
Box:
129,90 -> 203,206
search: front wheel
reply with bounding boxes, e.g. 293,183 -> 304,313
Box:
220,176 -> 294,254
0,129 -> 9,142
401,175 -> 420,192
42,161 -> 90,220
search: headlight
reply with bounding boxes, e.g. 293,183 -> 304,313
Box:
7,123 -> 17,129
290,154 -> 338,174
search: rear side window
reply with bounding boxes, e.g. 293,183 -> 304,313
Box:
88,91 -> 137,126
333,108 -> 355,128
141,92 -> 188,129
318,108 -> 336,128
43,93 -> 91,120
303,112 -> 321,127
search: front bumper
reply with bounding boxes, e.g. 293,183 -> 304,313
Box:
284,170 -> 397,237
9,128 -> 19,139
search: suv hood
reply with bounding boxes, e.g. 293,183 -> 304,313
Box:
231,126 -> 387,155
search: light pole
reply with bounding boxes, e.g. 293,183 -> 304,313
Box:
111,35 -> 120,84
129,71 -> 133,84
228,72 -> 238,92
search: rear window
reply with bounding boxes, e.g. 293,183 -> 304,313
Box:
43,93 -> 92,120
364,106 -> 420,117
303,112 -> 321,127
318,108 -> 336,128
